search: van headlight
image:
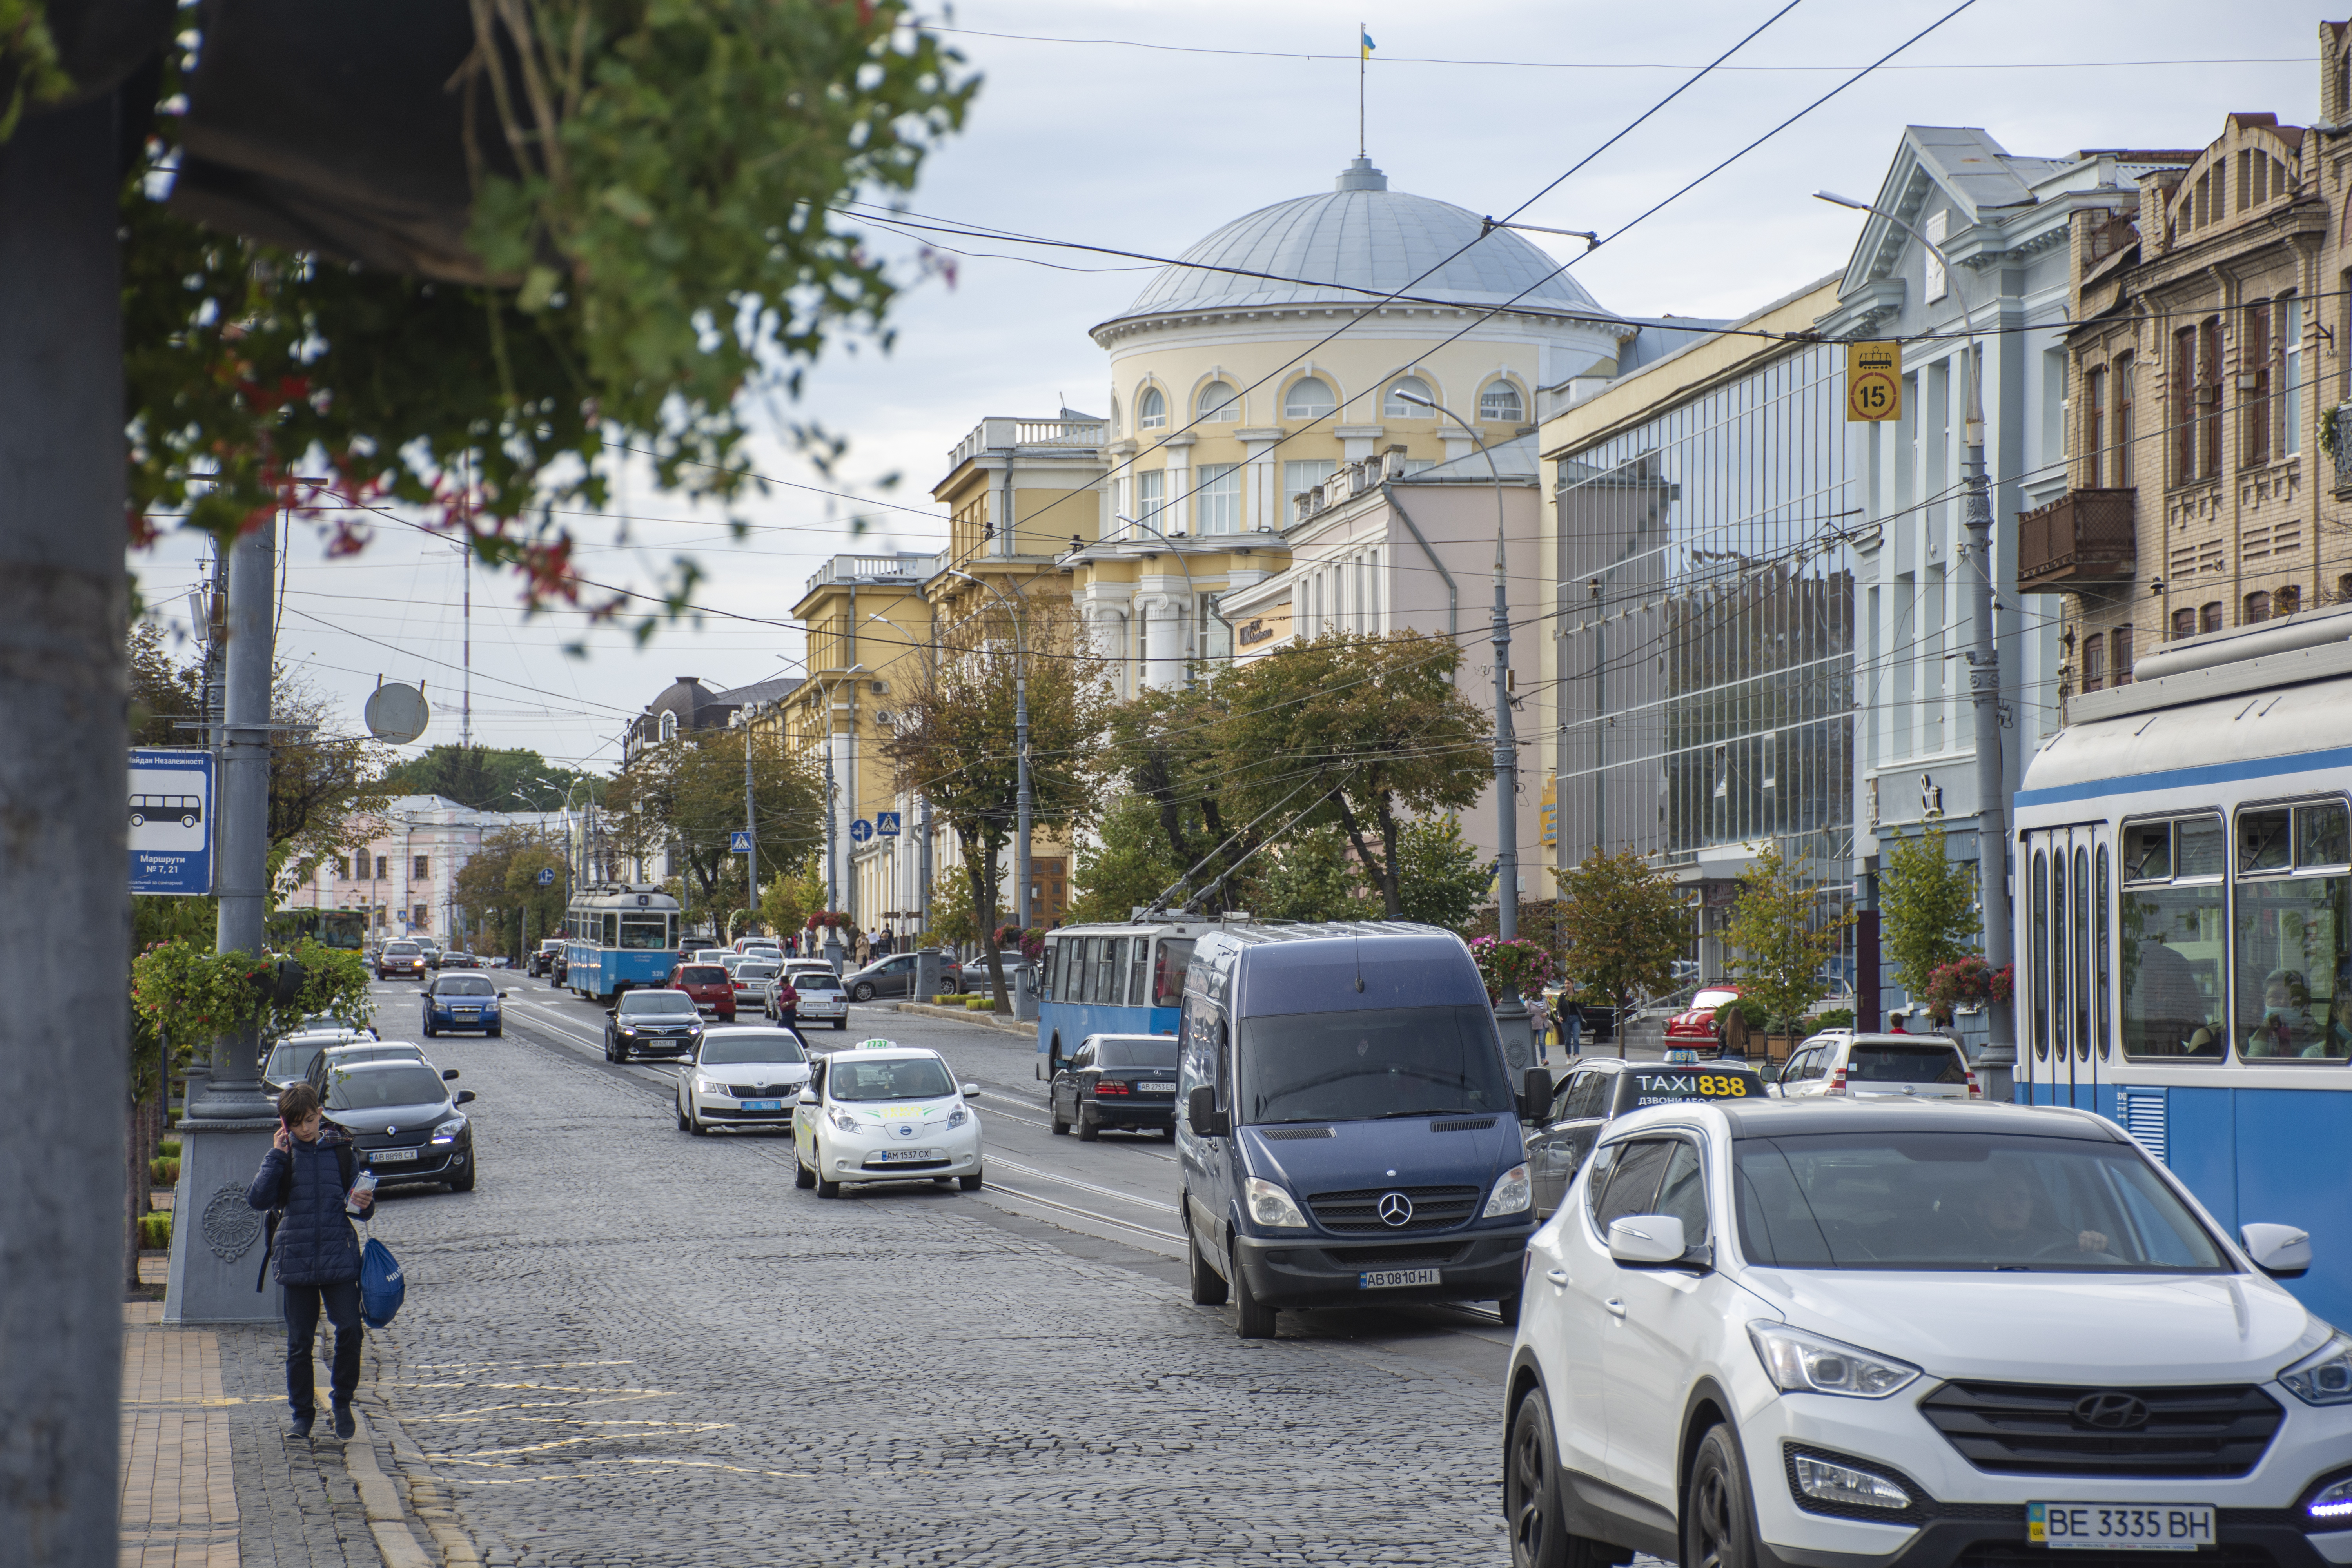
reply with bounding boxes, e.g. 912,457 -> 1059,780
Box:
1245,1177 -> 1308,1229
1483,1163 -> 1532,1216
1749,1322 -> 1920,1398
2280,1332 -> 2352,1406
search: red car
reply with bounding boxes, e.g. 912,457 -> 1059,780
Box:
1664,984 -> 1742,1054
666,961 -> 737,1020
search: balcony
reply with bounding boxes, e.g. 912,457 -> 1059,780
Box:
2017,489 -> 2136,591
802,551 -> 940,599
947,417 -> 1108,470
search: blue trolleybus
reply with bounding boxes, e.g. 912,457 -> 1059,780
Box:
1034,918 -> 1221,1079
563,886 -> 683,1001
2013,605 -> 2352,1325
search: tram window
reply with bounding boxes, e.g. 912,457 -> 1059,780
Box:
1154,939 -> 1195,1009
1096,938 -> 1125,1004
619,915 -> 669,950
2074,847 -> 2092,1060
2032,852 -> 2050,1060
1130,942 -> 1150,1007
2119,813 -> 2226,1061
2239,809 -> 2292,874
2297,802 -> 2350,867
2096,846 -> 2112,1057
603,913 -> 619,947
2234,799 -> 2352,1062
2051,852 -> 2069,1060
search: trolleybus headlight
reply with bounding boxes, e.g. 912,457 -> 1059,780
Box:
2281,1332 -> 2352,1407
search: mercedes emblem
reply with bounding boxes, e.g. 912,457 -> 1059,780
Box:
1377,1192 -> 1414,1227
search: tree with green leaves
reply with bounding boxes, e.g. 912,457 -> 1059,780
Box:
1392,815 -> 1493,931
613,730 -> 822,934
1213,632 -> 1492,919
1251,822 -> 1368,924
380,746 -> 599,813
1723,841 -> 1853,1034
759,856 -> 828,944
1553,849 -> 1691,1023
1880,817 -> 1981,1004
883,598 -> 1110,1007
1066,794 -> 1186,927
452,826 -> 569,957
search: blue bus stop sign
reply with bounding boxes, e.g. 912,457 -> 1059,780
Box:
128,748 -> 214,896
537,867 -> 556,886
730,830 -> 753,853
875,811 -> 901,837
849,819 -> 873,844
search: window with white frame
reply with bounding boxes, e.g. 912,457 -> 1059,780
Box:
2284,294 -> 2303,456
1136,469 -> 1165,528
1385,376 -> 1434,417
1136,386 -> 1167,430
1283,376 -> 1336,419
1478,380 -> 1524,422
1196,381 -> 1240,423
659,710 -> 678,742
1282,458 -> 1336,503
1196,464 -> 1241,534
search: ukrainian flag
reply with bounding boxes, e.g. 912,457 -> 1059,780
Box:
1361,29 -> 1376,58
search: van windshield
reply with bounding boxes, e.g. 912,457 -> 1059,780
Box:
1236,1006 -> 1511,1124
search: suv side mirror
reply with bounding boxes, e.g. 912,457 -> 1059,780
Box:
1186,1085 -> 1230,1139
2242,1223 -> 2312,1278
1520,1067 -> 1552,1122
1607,1214 -> 1687,1266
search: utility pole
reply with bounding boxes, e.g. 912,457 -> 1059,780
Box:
743,708 -> 759,928
1014,665 -> 1032,935
918,795 -> 934,934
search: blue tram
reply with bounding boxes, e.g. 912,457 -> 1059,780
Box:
2013,607 -> 2352,1325
562,886 -> 682,1001
1034,918 -> 1220,1078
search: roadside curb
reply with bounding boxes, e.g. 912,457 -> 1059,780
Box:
892,1000 -> 1038,1038
355,1343 -> 502,1567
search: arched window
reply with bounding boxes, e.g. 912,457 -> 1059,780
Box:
1477,379 -> 1523,423
1136,386 -> 1166,430
2245,590 -> 2272,625
1195,381 -> 1240,422
658,711 -> 678,742
1384,376 -> 1434,417
1108,394 -> 1121,437
1282,376 -> 1336,420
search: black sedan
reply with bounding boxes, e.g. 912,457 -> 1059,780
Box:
323,1059 -> 478,1192
1047,1032 -> 1180,1141
603,988 -> 703,1062
528,939 -> 563,978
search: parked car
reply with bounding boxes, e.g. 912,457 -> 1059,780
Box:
321,1058 -> 477,1192
603,989 -> 703,1062
1176,924 -> 1550,1338
1663,984 -> 1742,1054
734,936 -> 783,958
1521,1056 -> 1767,1218
261,1027 -> 374,1093
1776,1030 -> 1979,1100
675,1026 -> 810,1136
375,940 -> 428,981
665,961 -> 737,1021
306,1040 -> 437,1098
528,938 -> 564,978
842,951 -> 964,1002
421,972 -> 505,1037
1504,1099 -> 2343,1568
787,967 -> 849,1029
550,946 -> 569,987
1048,1032 -> 1179,1140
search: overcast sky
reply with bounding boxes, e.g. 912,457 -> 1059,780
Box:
138,0 -> 2323,777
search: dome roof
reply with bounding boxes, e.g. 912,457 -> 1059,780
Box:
1106,159 -> 1613,327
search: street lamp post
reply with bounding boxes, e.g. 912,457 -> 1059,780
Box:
1106,515 -> 1204,688
944,570 -> 1032,937
1816,191 -> 2012,1067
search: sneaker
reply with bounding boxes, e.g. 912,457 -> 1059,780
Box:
290,1410 -> 315,1439
330,1404 -> 355,1440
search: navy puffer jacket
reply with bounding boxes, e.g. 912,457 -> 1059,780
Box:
244,1126 -> 363,1286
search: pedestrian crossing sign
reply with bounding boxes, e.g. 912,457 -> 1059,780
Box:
730,830 -> 753,853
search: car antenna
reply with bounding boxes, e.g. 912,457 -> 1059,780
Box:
1353,932 -> 1365,993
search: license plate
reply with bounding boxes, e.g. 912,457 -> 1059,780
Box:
741,1099 -> 783,1112
1359,1268 -> 1442,1289
873,1149 -> 938,1162
1140,1081 -> 1176,1093
2029,1504 -> 2215,1551
368,1149 -> 419,1163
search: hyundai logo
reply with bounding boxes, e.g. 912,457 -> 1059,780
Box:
1377,1192 -> 1414,1227
2072,1392 -> 2150,1431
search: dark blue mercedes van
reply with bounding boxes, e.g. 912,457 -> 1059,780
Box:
1176,921 -> 1546,1338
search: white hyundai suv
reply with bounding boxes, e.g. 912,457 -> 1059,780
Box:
1504,1098 -> 2349,1568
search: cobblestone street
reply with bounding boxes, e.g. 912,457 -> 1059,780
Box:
356,989 -> 1514,1566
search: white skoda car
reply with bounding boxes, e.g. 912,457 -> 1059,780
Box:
673,1026 -> 810,1136
1504,1098 -> 2350,1568
793,1043 -> 983,1198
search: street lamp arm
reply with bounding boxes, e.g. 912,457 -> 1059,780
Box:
1813,191 -> 1980,431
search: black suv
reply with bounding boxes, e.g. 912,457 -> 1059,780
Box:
1522,1057 -> 1766,1217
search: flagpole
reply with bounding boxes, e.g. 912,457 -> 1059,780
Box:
1358,22 -> 1366,157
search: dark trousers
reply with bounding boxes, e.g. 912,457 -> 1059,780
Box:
283,1279 -> 363,1415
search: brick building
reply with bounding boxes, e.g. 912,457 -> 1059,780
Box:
2036,31 -> 2352,695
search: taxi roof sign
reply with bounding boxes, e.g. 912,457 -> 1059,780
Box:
855,1038 -> 900,1050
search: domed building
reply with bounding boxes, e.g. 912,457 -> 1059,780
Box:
1069,158 -> 1635,691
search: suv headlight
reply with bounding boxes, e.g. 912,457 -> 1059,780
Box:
2280,1332 -> 2352,1406
1483,1163 -> 1532,1217
430,1116 -> 467,1145
1749,1322 -> 1920,1399
828,1108 -> 866,1136
1245,1177 -> 1308,1229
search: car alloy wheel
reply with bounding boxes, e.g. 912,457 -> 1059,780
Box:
852,982 -> 875,1002
1506,1394 -> 1568,1568
1684,1425 -> 1756,1568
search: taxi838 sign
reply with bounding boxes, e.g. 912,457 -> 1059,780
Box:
1846,341 -> 1902,423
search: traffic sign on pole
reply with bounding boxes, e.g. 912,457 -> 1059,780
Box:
875,811 -> 901,837
537,866 -> 556,886
1846,340 -> 1902,422
729,830 -> 754,853
849,819 -> 873,844
128,748 -> 214,895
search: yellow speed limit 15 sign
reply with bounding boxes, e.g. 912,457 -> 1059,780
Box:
1846,340 -> 1902,422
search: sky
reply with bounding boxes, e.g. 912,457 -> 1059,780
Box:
136,0 -> 2328,777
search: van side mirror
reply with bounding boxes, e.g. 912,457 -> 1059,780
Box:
1187,1085 -> 1230,1139
454,1090 -> 477,1106
1520,1067 -> 1552,1122
1607,1214 -> 1686,1266
2242,1222 -> 2312,1278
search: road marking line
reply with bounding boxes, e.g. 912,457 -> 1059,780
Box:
985,1155 -> 1180,1213
978,1184 -> 1184,1243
